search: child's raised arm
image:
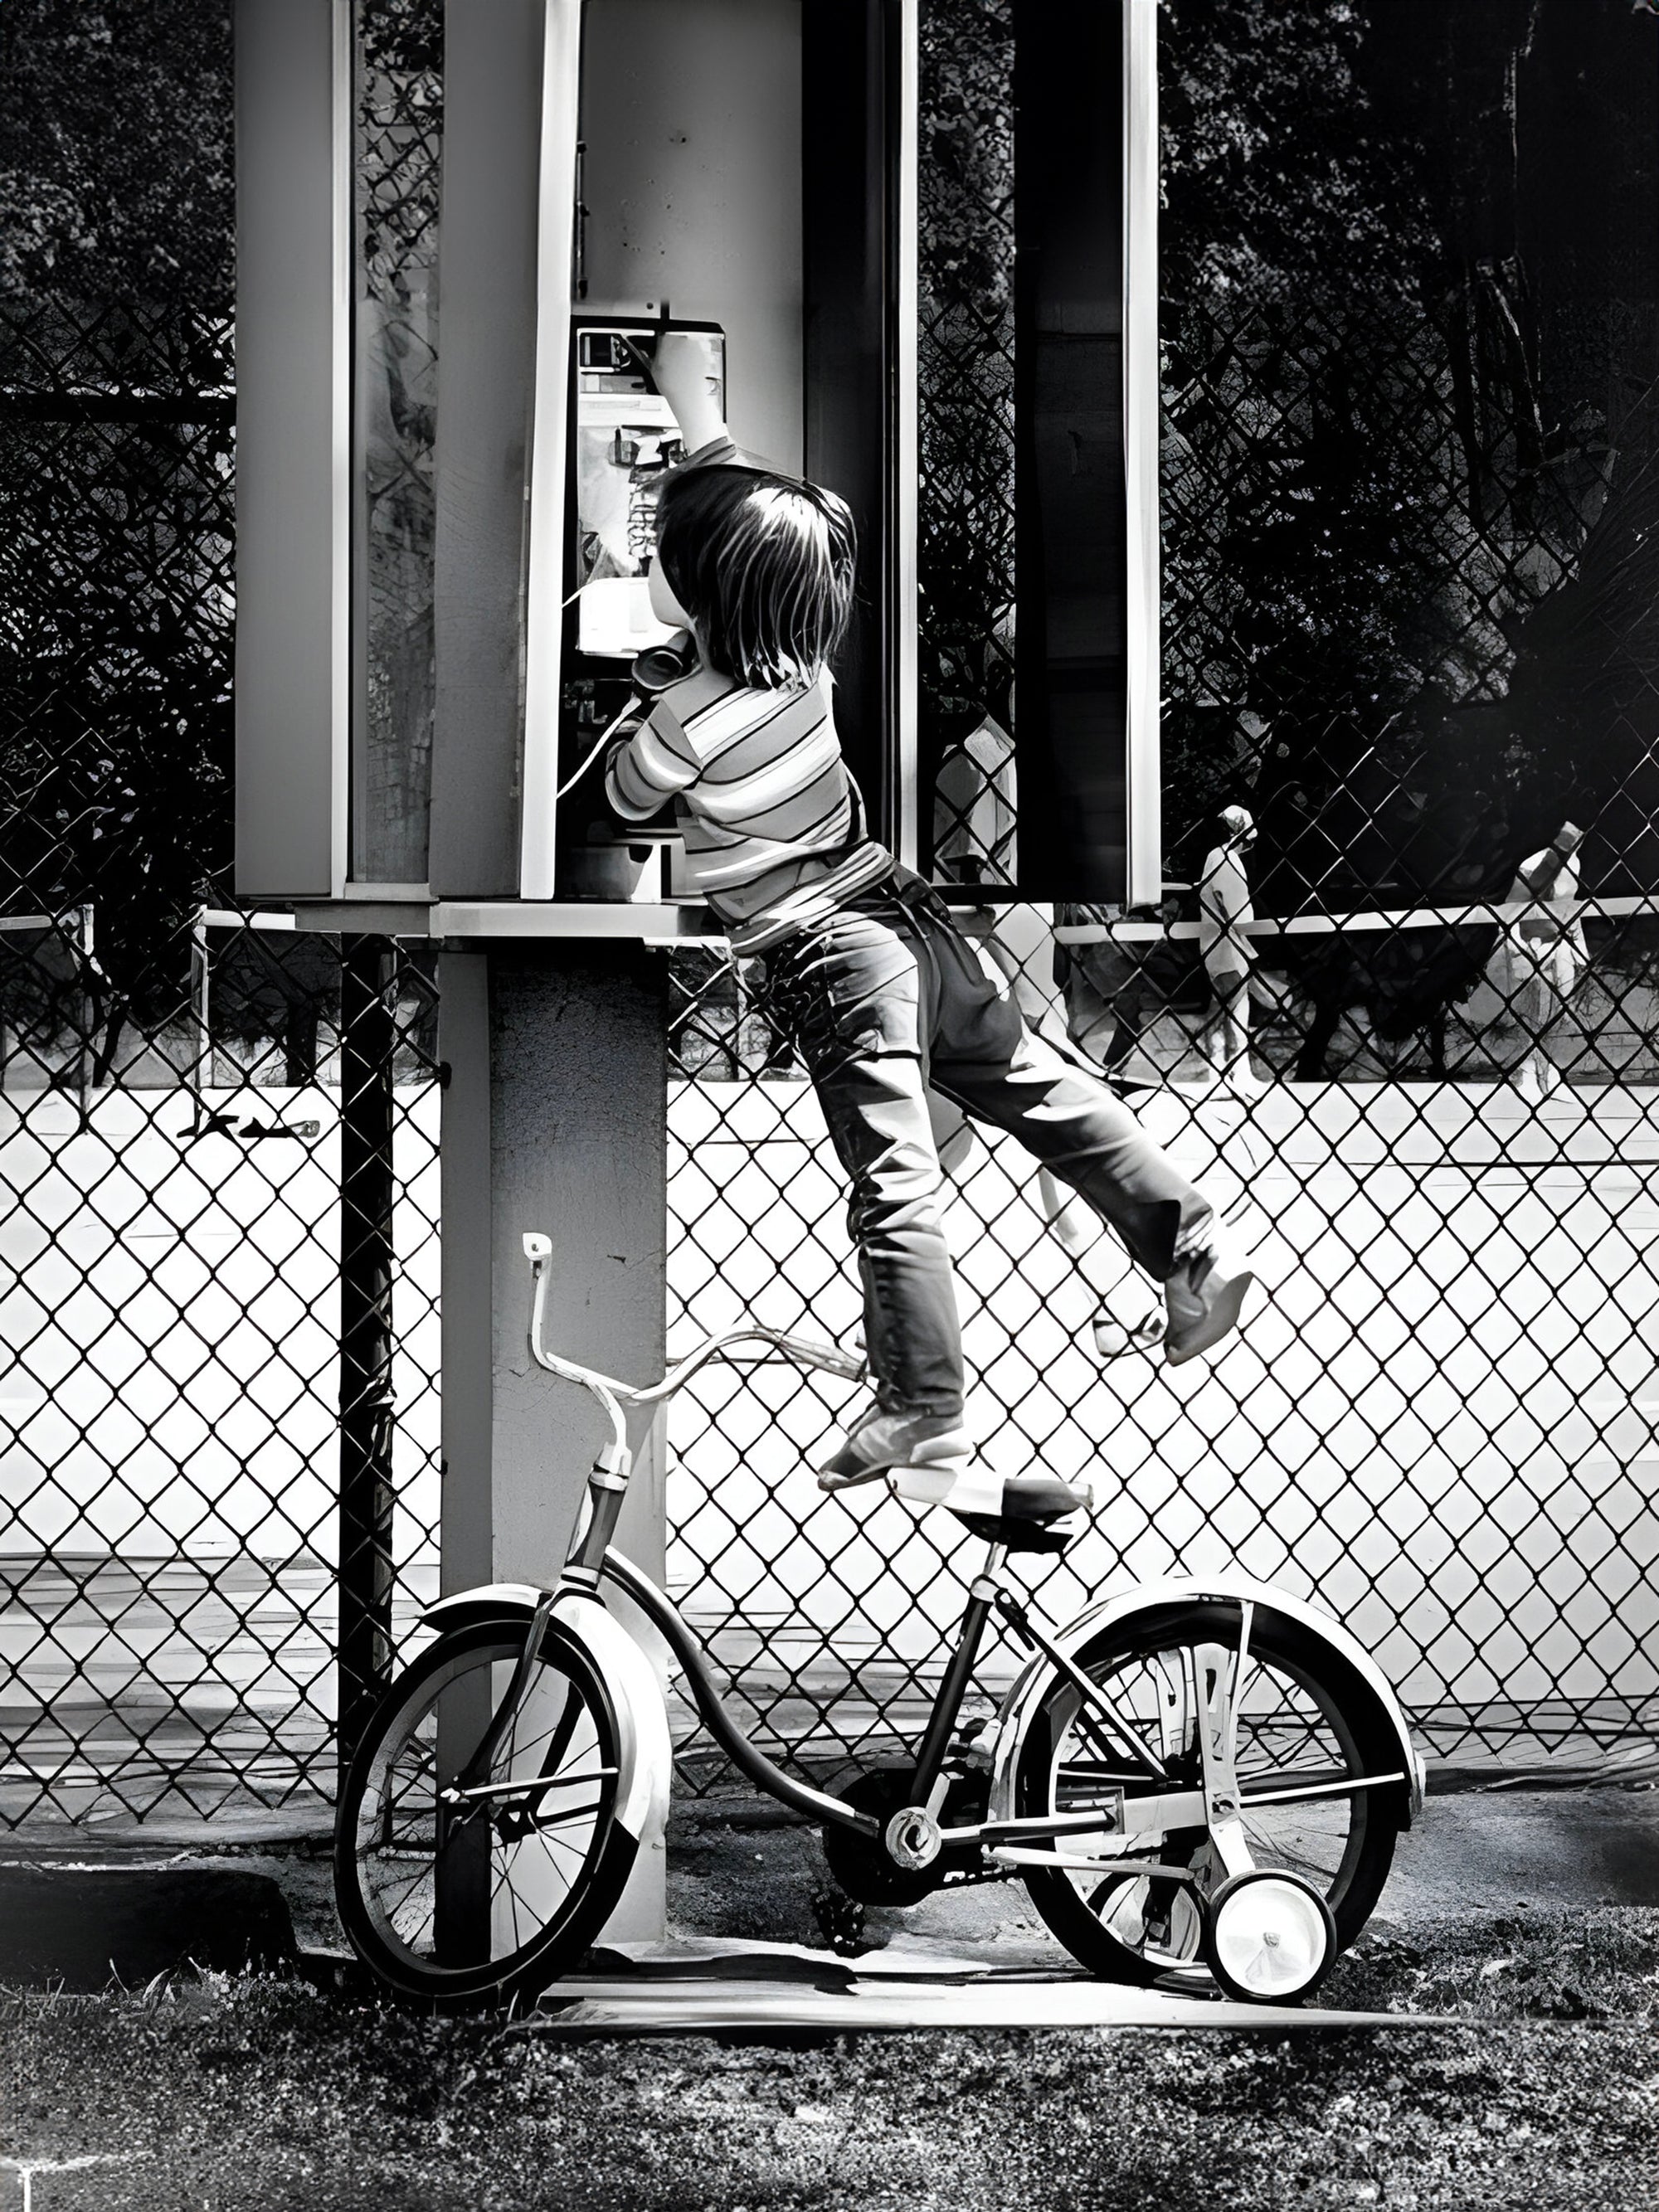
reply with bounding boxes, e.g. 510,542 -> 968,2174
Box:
651,331 -> 729,460
605,691 -> 701,824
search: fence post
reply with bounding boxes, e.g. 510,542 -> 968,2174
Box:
188,912 -> 211,1135
338,934 -> 399,1772
75,904 -> 95,1126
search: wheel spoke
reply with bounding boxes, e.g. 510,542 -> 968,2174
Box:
1013,1609 -> 1397,1988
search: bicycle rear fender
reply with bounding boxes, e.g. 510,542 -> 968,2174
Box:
421,1583 -> 671,1857
986,1573 -> 1426,1829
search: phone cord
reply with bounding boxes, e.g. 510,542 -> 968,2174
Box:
554,696 -> 641,805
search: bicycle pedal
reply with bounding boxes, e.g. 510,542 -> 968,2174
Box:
946,1738 -> 993,1774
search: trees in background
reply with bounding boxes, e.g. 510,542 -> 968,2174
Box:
1160,0 -> 1659,911
0,0 -> 233,1017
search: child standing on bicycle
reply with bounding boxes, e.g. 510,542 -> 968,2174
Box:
605,337 -> 1254,1496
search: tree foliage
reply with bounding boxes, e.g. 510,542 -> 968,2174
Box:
0,1 -> 234,1015
0,0 -> 232,310
1160,0 -> 1659,907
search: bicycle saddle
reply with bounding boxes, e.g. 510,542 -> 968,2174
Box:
955,1473 -> 1092,1554
891,1466 -> 1092,1554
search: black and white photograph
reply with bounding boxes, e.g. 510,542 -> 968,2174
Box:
2,1 -> 1657,2205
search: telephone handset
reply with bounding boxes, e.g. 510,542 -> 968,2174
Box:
553,628 -> 699,806
630,628 -> 698,697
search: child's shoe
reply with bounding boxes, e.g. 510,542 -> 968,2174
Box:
1164,1237 -> 1256,1366
817,1406 -> 971,1493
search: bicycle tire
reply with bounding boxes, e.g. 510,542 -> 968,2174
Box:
335,1616 -> 637,2005
1012,1599 -> 1404,1986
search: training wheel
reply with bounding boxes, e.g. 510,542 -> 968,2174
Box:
1201,1870 -> 1337,2004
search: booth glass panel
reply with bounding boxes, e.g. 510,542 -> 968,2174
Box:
353,0 -> 443,888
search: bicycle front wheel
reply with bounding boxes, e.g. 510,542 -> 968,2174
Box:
1013,1600 -> 1405,1987
335,1616 -> 635,2004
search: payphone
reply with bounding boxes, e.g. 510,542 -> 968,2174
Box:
554,313 -> 725,898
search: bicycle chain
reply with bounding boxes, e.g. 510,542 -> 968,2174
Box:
936,1860 -> 1019,1889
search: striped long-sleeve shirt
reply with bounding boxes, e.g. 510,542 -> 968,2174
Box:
606,665 -> 892,949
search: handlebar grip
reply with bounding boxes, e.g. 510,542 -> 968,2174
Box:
775,1334 -> 866,1383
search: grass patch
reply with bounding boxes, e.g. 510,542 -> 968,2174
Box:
2,1908 -> 1656,2208
1322,1904 -> 1659,2021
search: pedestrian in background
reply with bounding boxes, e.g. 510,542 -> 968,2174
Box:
1196,805 -> 1266,1097
1500,821 -> 1588,1104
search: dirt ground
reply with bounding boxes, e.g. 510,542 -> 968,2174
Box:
2,1913 -> 1656,2212
2,1788 -> 1657,2209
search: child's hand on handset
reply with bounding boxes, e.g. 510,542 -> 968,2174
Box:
651,329 -> 726,455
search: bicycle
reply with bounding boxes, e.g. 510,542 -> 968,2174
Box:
334,1231 -> 1426,2010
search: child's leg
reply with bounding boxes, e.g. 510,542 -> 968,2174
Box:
919,907 -> 1252,1358
761,907 -> 965,1419
942,1027 -> 1210,1274
926,929 -> 1209,1276
811,1046 -> 966,1417
938,1020 -> 1255,1363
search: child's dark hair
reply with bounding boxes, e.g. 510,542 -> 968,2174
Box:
653,465 -> 856,690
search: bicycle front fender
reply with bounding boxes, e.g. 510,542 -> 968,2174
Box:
420,1582 -> 671,1856
986,1573 -> 1426,1829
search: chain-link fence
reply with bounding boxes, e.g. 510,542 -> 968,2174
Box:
917,0 -> 1017,890
354,0 -> 442,886
664,907 -> 1659,1795
5,0 -> 1657,1838
0,295 -> 235,957
659,0 -> 1659,1795
0,0 -> 445,1830
0,910 -> 441,1828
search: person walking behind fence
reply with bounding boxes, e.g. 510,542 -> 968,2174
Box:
1499,821 -> 1588,1104
603,442 -> 1254,1500
1194,806 -> 1267,1097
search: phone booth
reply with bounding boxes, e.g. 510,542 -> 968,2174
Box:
233,0 -> 928,1945
233,0 -> 1157,1941
236,0 -> 916,918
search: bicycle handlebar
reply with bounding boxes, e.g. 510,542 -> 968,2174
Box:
523,1233 -> 865,1459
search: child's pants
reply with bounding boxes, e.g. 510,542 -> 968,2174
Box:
758,873 -> 1214,1417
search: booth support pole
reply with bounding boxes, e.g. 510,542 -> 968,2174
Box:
437,950 -> 494,1602
435,941 -> 670,1940
479,944 -> 669,1608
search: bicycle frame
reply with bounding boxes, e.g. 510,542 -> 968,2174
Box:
469,1232 -> 1421,1884
594,1544 -> 1189,1861
515,1232 -> 1182,1853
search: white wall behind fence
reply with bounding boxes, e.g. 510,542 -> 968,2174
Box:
665,1077 -> 1659,1722
0,1087 -> 440,1568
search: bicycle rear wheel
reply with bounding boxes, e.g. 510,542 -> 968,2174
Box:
1013,1600 -> 1404,1987
335,1616 -> 635,2004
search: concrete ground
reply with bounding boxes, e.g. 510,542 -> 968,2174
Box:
653,1782 -> 1659,1975
11,1776 -> 1645,1977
